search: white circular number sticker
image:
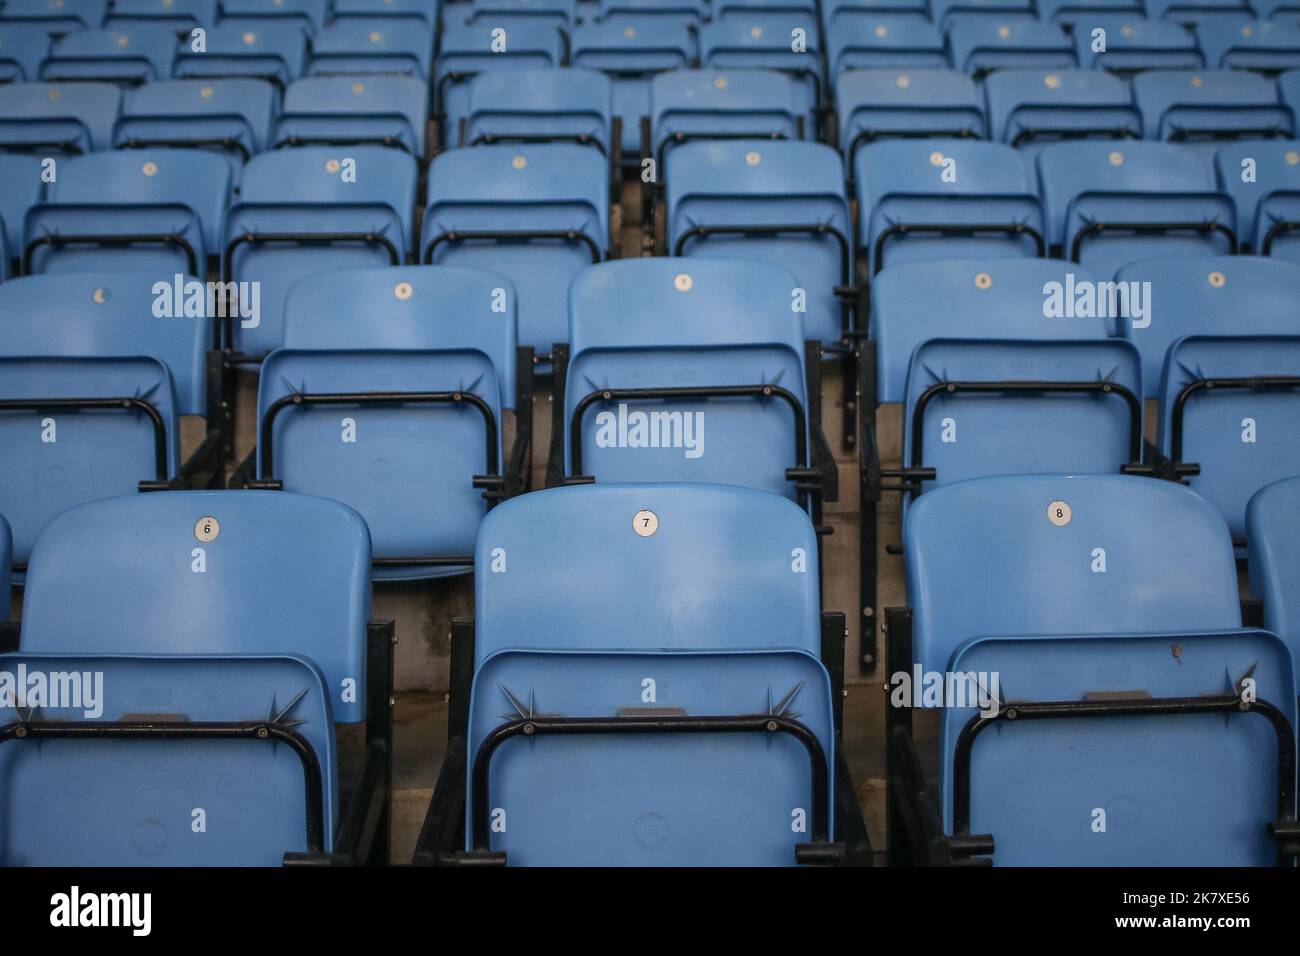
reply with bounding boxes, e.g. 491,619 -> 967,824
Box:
633,510 -> 659,537
195,516 -> 220,543
1047,501 -> 1071,527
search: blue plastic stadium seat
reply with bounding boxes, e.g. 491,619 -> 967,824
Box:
1145,0 -> 1253,19
1115,255 -> 1300,397
929,0 -> 1035,29
21,491 -> 371,718
1248,475 -> 1300,683
464,482 -> 835,865
1253,0 -> 1300,25
596,0 -> 707,27
421,144 -> 610,353
836,70 -> 985,174
870,259 -> 1141,505
1198,17 -> 1300,71
1214,140 -> 1300,254
0,154 -> 43,278
826,14 -> 947,76
274,74 -> 428,157
1133,69 -> 1293,147
172,21 -> 309,89
221,145 -> 416,357
983,69 -> 1142,154
459,68 -> 615,154
947,20 -> 1077,76
650,69 -> 807,172
1039,0 -> 1144,22
560,259 -> 828,509
869,258 -> 1123,403
217,0 -> 327,30
1067,14 -> 1203,71
104,0 -> 217,28
435,22 -> 565,145
698,16 -> 822,128
2,489 -> 376,864
305,17 -> 432,77
716,0 -> 817,14
665,141 -> 850,344
903,473 -> 1296,865
1035,141 -> 1236,278
855,139 -> 1045,274
24,149 -> 231,277
115,78 -> 276,179
0,23 -> 55,82
0,82 -> 120,155
570,20 -> 693,156
39,26 -> 177,85
0,272 -> 210,567
333,0 -> 439,24
463,0 -> 576,29
0,0 -> 106,32
256,265 -> 522,579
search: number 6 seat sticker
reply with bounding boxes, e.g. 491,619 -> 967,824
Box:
194,516 -> 220,542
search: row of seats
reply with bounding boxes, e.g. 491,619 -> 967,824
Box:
4,469 -> 1299,864
6,126 -> 1300,346
866,254 -> 1300,546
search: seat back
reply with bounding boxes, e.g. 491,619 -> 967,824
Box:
1214,140 -> 1300,252
171,22 -> 309,89
1114,254 -> 1300,396
1069,14 -> 1203,71
0,653 -> 340,863
697,16 -> 822,123
422,144 -> 609,353
21,490 -> 372,724
305,17 -> 432,77
218,0 -> 328,29
26,148 -> 231,275
904,473 -> 1242,673
0,0 -> 106,32
1036,140 -> 1235,277
565,258 -> 809,499
460,68 -> 614,153
650,69 -> 805,168
223,145 -> 418,356
666,140 -> 849,343
983,69 -> 1141,153
1133,69 -> 1293,145
826,13 -> 947,75
1201,18 -> 1300,72
871,258 -> 1119,402
40,26 -> 177,85
468,483 -> 832,865
435,22 -> 566,138
1248,475 -> 1300,682
947,19 -> 1077,75
856,139 -> 1045,272
105,0 -> 216,27
275,74 -> 428,156
0,82 -> 120,155
836,69 -> 985,169
260,265 -> 517,576
115,78 -> 276,180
